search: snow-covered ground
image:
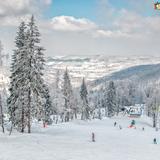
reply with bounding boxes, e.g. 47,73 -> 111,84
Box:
0,116 -> 160,160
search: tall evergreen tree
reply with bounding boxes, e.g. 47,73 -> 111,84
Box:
7,21 -> 27,132
62,68 -> 73,122
43,86 -> 53,126
8,16 -> 50,133
80,78 -> 90,120
23,15 -> 46,133
105,81 -> 117,117
54,70 -> 60,114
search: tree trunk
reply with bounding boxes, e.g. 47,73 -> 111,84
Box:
81,110 -> 84,120
27,90 -> 31,133
21,103 -> 25,133
74,109 -> 77,119
98,108 -> 102,120
105,107 -> 108,117
153,113 -> 156,128
65,112 -> 69,122
0,94 -> 4,133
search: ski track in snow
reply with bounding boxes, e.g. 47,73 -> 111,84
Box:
0,116 -> 159,160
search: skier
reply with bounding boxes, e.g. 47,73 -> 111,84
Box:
153,138 -> 157,144
142,127 -> 145,131
129,119 -> 136,128
92,132 -> 95,142
131,120 -> 135,126
114,122 -> 117,127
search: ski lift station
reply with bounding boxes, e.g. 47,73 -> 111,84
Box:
125,104 -> 144,118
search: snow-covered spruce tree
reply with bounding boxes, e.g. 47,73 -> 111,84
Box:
72,90 -> 79,119
147,87 -> 160,128
128,82 -> 136,106
105,81 -> 117,117
62,68 -> 73,122
53,70 -> 61,115
144,83 -> 155,117
7,21 -> 28,132
97,91 -> 103,120
80,78 -> 90,120
50,70 -> 64,123
42,85 -> 53,126
23,15 -> 48,133
8,16 -> 51,133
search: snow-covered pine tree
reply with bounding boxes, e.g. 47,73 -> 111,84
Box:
62,68 -> 73,122
43,85 -> 53,126
23,15 -> 46,133
8,16 -> 49,133
105,81 -> 117,117
54,70 -> 60,114
128,82 -> 136,106
72,90 -> 79,119
80,78 -> 90,120
53,70 -> 64,123
7,21 -> 28,132
97,91 -> 103,120
148,88 -> 160,128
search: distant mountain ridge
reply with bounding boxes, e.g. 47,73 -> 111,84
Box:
92,63 -> 160,88
44,55 -> 160,87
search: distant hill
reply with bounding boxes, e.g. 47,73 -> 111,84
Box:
92,63 -> 160,87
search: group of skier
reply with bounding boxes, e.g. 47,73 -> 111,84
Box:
91,119 -> 158,144
113,120 -> 158,144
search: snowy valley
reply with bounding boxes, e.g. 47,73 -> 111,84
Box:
44,55 -> 160,87
2,55 -> 160,89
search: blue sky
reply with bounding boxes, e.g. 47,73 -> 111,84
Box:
46,0 -> 158,20
45,0 -> 97,21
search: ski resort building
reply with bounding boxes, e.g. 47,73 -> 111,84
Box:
125,104 -> 144,118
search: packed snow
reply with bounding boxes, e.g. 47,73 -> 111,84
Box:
0,116 -> 160,160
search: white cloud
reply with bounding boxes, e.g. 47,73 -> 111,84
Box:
96,30 -> 113,37
0,0 -> 53,27
43,0 -> 52,5
112,9 -> 160,37
0,0 -> 36,17
95,29 -> 131,38
48,16 -> 131,38
50,16 -> 97,31
0,15 -> 31,27
40,13 -> 160,56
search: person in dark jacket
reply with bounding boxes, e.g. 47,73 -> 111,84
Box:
114,122 -> 117,127
153,138 -> 157,144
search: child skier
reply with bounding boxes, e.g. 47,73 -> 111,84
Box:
92,132 -> 95,142
114,122 -> 117,127
153,138 -> 157,144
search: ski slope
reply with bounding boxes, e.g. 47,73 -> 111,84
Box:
0,116 -> 159,160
